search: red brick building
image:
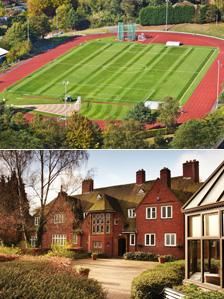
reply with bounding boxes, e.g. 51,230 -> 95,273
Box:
33,160 -> 202,258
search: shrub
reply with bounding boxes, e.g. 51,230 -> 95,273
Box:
0,259 -> 106,299
177,284 -> 224,299
131,260 -> 185,299
124,251 -> 158,261
0,246 -> 21,255
47,245 -> 91,260
158,255 -> 176,262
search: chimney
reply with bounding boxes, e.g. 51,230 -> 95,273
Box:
183,160 -> 199,183
82,179 -> 94,194
136,169 -> 145,185
160,167 -> 171,188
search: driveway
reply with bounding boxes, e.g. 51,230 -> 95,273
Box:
75,259 -> 157,299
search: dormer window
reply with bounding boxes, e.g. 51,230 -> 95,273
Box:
128,209 -> 136,218
138,188 -> 145,195
97,194 -> 102,200
53,213 -> 64,224
34,216 -> 40,226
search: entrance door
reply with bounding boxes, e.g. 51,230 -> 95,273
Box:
118,238 -> 126,256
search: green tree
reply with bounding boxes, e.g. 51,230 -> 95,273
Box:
121,0 -> 137,18
157,97 -> 180,128
0,0 -> 5,17
103,120 -> 149,149
53,3 -> 77,30
3,22 -> 27,48
66,112 -> 103,149
171,107 -> 224,149
6,40 -> 31,64
125,102 -> 158,124
29,14 -> 51,40
31,115 -> 67,148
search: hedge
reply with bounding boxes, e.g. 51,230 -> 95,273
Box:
177,284 -> 224,299
124,251 -> 158,261
139,5 -> 195,26
131,260 -> 185,299
0,259 -> 106,299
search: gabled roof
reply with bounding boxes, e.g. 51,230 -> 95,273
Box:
88,193 -> 117,213
183,161 -> 224,211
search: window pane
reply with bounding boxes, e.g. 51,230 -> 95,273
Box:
188,240 -> 201,282
189,215 -> 202,237
203,240 -> 220,286
151,234 -> 154,245
204,213 -> 219,237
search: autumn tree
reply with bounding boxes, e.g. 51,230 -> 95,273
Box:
66,112 -> 103,149
0,151 -> 34,244
30,150 -> 87,247
53,3 -> 77,31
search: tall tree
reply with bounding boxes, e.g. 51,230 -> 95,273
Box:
0,151 -> 33,244
157,97 -> 180,128
30,150 -> 88,247
53,3 -> 77,31
125,102 -> 158,124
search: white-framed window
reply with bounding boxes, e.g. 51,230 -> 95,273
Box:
83,212 -> 88,219
30,235 -> 37,247
34,216 -> 40,226
93,241 -> 102,249
73,233 -> 78,244
146,207 -> 157,219
128,209 -> 136,218
92,213 -> 104,234
164,233 -> 176,247
53,213 -> 64,224
161,206 -> 173,219
52,234 -> 67,246
114,218 -> 119,225
145,234 -> 156,246
130,234 -> 135,246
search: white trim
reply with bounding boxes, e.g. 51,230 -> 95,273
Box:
161,206 -> 173,219
144,233 -> 156,246
146,207 -> 157,219
164,233 -> 176,247
129,233 -> 136,246
34,216 -> 40,226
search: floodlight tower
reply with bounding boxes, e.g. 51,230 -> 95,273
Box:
63,80 -> 69,120
216,60 -> 221,108
165,0 -> 169,32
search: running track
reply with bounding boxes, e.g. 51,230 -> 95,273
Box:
0,32 -> 223,123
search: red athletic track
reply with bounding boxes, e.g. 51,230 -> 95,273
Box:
0,31 -> 223,124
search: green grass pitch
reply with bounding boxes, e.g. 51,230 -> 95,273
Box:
5,39 -> 218,120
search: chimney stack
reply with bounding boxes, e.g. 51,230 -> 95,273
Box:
183,160 -> 199,183
136,169 -> 145,185
82,179 -> 94,194
160,167 -> 171,188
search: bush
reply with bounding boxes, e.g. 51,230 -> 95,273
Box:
177,284 -> 224,299
0,246 -> 21,255
0,259 -> 106,299
46,245 -> 91,260
158,255 -> 176,262
131,260 -> 185,299
124,251 -> 158,261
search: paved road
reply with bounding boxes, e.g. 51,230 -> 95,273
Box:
75,259 -> 157,299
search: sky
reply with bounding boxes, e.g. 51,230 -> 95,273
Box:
81,149 -> 224,189
27,149 -> 224,209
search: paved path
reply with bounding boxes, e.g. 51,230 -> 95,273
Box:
75,259 -> 157,299
19,103 -> 79,116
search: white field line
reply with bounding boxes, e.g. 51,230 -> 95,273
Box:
179,48 -> 218,105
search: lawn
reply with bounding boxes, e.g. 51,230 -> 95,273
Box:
4,39 -> 218,120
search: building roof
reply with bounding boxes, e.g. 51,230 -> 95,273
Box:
74,177 -> 202,231
0,48 -> 8,57
183,161 -> 224,211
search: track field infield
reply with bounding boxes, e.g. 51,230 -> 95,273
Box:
4,39 -> 218,120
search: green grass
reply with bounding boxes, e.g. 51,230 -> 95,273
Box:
4,39 -> 218,120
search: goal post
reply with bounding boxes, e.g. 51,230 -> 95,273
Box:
117,22 -> 136,41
